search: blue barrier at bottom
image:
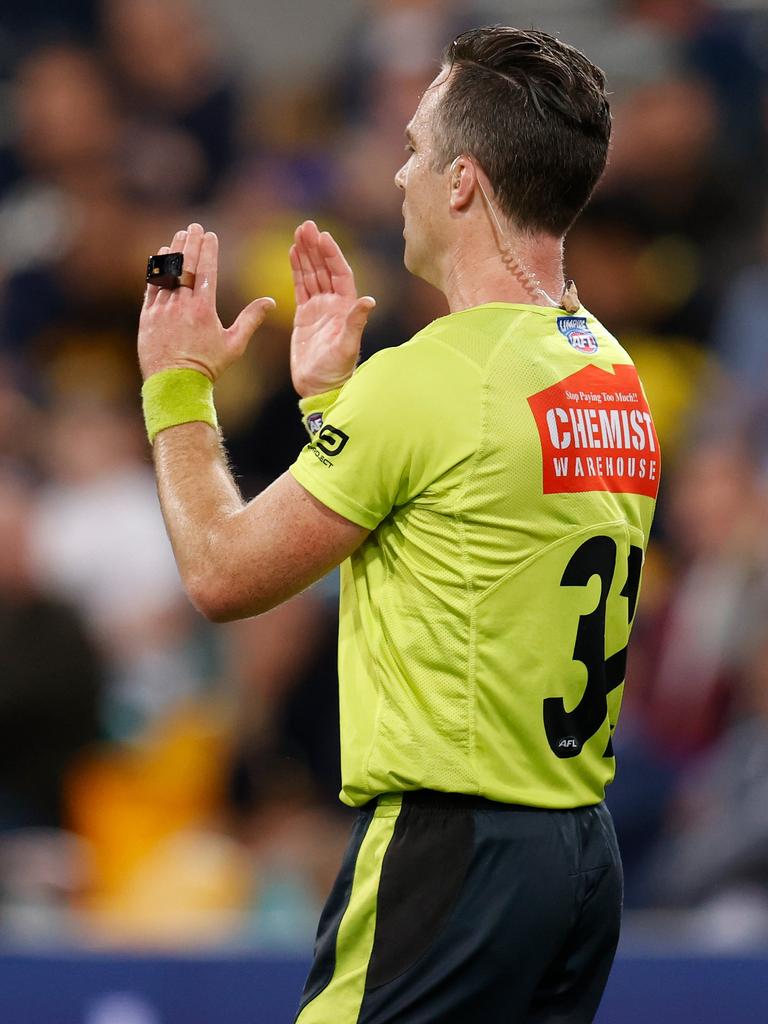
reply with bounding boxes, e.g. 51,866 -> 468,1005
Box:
0,950 -> 766,1023
598,955 -> 768,1024
0,953 -> 308,1024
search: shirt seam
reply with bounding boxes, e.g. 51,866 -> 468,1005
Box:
474,518 -> 630,606
364,569 -> 391,792
446,376 -> 489,795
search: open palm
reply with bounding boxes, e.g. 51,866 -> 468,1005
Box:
289,220 -> 375,398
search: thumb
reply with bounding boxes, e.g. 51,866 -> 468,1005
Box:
344,296 -> 376,335
229,297 -> 276,351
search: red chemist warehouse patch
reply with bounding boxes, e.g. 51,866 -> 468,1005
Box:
527,363 -> 660,498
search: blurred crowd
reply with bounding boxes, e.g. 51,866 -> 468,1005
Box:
0,0 -> 767,952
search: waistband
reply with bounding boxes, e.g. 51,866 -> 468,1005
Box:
370,790 -> 597,813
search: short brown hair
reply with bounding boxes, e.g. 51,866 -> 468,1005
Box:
434,27 -> 611,236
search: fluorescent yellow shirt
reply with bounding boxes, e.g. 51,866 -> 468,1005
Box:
290,304 -> 659,808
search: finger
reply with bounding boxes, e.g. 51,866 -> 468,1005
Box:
318,230 -> 356,298
195,230 -> 219,303
144,245 -> 170,309
227,297 -> 277,356
156,229 -> 187,304
344,296 -> 376,336
289,244 -> 309,304
294,222 -> 319,297
167,227 -> 187,260
302,220 -> 332,292
181,222 -> 205,279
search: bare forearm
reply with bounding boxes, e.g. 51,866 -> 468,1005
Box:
152,422 -> 244,601
152,422 -> 368,622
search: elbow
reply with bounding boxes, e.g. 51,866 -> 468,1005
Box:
186,573 -> 242,623
185,572 -> 272,623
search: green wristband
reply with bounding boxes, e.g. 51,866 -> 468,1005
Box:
142,368 -> 218,444
298,386 -> 342,437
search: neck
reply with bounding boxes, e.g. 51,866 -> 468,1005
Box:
441,232 -> 566,314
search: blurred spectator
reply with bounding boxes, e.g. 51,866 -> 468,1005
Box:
101,0 -> 242,204
0,826 -> 93,943
624,0 -> 767,164
225,589 -> 342,807
336,0 -> 466,129
644,630 -> 768,938
0,469 -> 102,829
0,361 -> 40,463
711,205 -> 768,461
11,44 -> 118,189
29,400 -> 205,739
0,42 -> 154,384
610,432 -> 768,902
627,434 -> 767,764
227,743 -> 349,950
0,1 -> 97,48
593,73 -> 755,341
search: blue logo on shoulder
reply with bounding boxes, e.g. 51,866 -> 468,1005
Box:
307,412 -> 324,434
557,316 -> 599,355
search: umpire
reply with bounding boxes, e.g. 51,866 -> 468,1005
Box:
138,27 -> 659,1024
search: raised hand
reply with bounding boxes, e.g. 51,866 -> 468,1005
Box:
289,220 -> 375,398
139,223 -> 276,382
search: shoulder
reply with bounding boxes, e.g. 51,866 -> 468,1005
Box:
329,324 -> 483,442
362,319 -> 481,369
581,309 -> 630,360
352,320 -> 483,394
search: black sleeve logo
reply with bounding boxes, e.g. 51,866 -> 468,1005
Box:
315,424 -> 349,457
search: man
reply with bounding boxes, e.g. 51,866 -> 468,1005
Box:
138,27 -> 659,1024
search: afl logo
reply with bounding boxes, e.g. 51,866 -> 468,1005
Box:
557,736 -> 581,753
557,316 -> 598,355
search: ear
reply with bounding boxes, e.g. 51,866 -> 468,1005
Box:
448,156 -> 476,212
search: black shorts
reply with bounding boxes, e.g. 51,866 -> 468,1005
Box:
295,791 -> 623,1023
